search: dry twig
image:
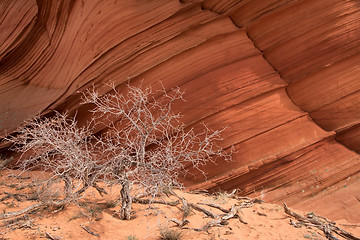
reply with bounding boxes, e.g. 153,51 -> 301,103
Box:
0,192 -> 28,202
45,231 -> 62,240
81,224 -> 100,237
197,202 -> 230,213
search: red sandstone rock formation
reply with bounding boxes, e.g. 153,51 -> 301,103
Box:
1,0 -> 359,222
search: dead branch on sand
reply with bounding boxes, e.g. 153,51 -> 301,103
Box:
193,205 -> 238,232
0,201 -> 65,220
80,224 -> 100,237
284,203 -> 360,240
133,197 -> 179,206
170,190 -> 257,231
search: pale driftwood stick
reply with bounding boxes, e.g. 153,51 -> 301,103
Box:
195,205 -> 238,232
236,214 -> 248,225
0,203 -> 43,219
1,215 -> 29,228
81,224 -> 100,237
238,201 -> 255,209
283,203 -> 306,221
169,191 -> 188,208
222,205 -> 237,220
309,212 -> 336,225
188,203 -> 218,219
323,224 -> 340,240
169,190 -> 191,224
308,211 -> 360,240
236,196 -> 252,200
171,218 -> 182,226
290,219 -> 302,228
190,190 -> 209,195
133,197 -> 179,206
4,219 -> 33,231
171,218 -> 189,227
45,231 -> 62,240
0,201 -> 66,220
283,203 -> 360,240
209,202 -> 248,225
0,193 -> 13,202
194,219 -> 222,232
197,202 -> 230,213
332,225 -> 360,240
93,183 -> 108,196
51,205 -> 64,214
0,192 -> 28,202
236,196 -> 264,204
170,191 -> 239,229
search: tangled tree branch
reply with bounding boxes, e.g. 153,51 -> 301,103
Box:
284,203 -> 360,240
83,83 -> 231,220
7,82 -> 231,221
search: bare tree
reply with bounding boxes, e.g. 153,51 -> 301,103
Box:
83,84 -> 231,220
8,112 -> 109,204
7,83 -> 230,221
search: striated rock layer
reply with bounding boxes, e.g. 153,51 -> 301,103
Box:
0,0 -> 359,222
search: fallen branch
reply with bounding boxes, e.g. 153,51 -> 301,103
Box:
0,203 -> 43,219
238,200 -> 255,209
0,201 -> 65,220
190,190 -> 209,195
235,196 -> 264,204
284,203 -> 360,240
197,202 -> 230,213
169,191 -> 247,230
0,192 -> 28,202
171,218 -> 189,227
133,197 -> 179,206
195,205 -> 238,232
188,203 -> 218,219
1,215 -> 33,233
323,224 -> 340,240
1,215 -> 30,228
236,213 -> 248,225
93,183 -> 108,197
81,224 -> 100,237
45,231 -> 62,240
170,190 -> 191,225
194,219 -> 223,232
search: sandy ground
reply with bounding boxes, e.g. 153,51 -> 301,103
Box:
0,169 -> 359,240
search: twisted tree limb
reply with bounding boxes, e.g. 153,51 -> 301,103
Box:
194,205 -> 238,232
0,203 -> 44,219
284,203 -> 360,240
133,197 -> 179,206
80,224 -> 100,237
0,200 -> 66,220
197,202 -> 230,213
188,202 -> 219,219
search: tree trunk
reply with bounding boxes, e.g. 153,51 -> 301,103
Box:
119,181 -> 132,220
63,176 -> 73,200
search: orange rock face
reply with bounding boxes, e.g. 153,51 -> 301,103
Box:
1,0 -> 359,222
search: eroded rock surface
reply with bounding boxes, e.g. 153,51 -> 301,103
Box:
1,0 -> 359,222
